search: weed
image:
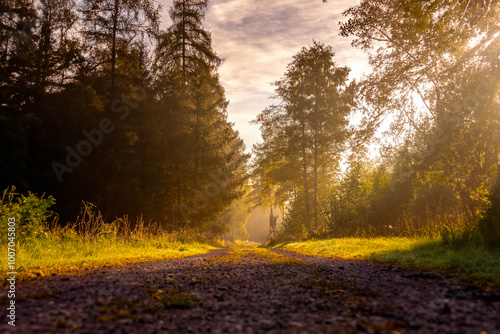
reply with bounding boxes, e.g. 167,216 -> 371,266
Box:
148,288 -> 199,309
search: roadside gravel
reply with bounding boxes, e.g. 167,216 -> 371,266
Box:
1,247 -> 499,333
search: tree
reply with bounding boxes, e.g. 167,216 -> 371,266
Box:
0,0 -> 37,190
322,158 -> 373,236
340,0 -> 499,154
0,0 -> 249,232
1,0 -> 81,192
252,42 -> 354,233
161,0 -> 220,80
339,0 -> 500,233
153,0 -> 249,230
80,0 -> 160,95
479,165 -> 500,248
77,0 -> 160,213
33,0 -> 80,103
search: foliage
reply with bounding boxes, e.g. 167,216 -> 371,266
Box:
322,159 -> 373,236
252,41 -> 355,234
479,166 -> 500,248
80,0 -> 160,93
0,0 -> 248,233
152,0 -> 249,230
164,0 -> 220,75
0,186 -> 55,242
0,199 -> 215,282
289,0 -> 500,241
440,220 -> 482,249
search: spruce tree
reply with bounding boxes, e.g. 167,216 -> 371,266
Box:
154,0 -> 248,230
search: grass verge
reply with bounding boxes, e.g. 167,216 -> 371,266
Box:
278,237 -> 500,291
1,197 -> 217,283
1,234 -> 214,283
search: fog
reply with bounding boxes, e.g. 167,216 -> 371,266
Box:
246,207 -> 284,243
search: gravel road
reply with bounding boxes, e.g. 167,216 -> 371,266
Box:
1,247 -> 499,333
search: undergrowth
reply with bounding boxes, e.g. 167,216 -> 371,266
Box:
0,188 -> 215,282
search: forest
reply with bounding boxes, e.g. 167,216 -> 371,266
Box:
1,0 -> 499,247
1,0 -> 250,237
1,1 -> 500,332
252,1 -> 500,247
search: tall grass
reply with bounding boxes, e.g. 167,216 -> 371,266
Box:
5,227 -> 214,282
1,191 -> 215,282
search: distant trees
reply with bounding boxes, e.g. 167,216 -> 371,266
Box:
252,42 -> 355,236
0,0 -> 249,235
252,0 -> 499,240
1,0 -> 80,191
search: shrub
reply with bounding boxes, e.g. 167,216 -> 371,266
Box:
479,167 -> 500,248
440,223 -> 480,249
0,186 -> 56,242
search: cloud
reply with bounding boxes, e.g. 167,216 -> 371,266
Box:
158,0 -> 369,152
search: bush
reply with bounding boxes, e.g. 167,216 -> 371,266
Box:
0,186 -> 56,242
479,167 -> 500,248
480,213 -> 500,248
440,222 -> 480,249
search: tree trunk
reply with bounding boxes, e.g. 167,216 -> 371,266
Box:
313,133 -> 318,229
313,81 -> 320,229
111,0 -> 119,95
181,0 -> 186,79
301,109 -> 310,223
177,175 -> 182,229
194,91 -> 200,189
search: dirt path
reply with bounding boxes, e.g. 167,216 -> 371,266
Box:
1,247 -> 499,333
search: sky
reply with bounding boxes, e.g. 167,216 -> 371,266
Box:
158,0 -> 370,153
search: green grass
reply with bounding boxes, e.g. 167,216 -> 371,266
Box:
278,237 -> 500,291
1,233 -> 214,282
1,196 -> 217,283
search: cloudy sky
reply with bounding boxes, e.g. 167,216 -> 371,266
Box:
158,0 -> 369,152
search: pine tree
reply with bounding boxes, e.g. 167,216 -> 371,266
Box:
0,0 -> 81,192
80,0 -> 159,95
77,0 -> 159,213
163,0 -> 220,79
154,0 -> 248,231
1,0 -> 35,187
252,42 -> 354,233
